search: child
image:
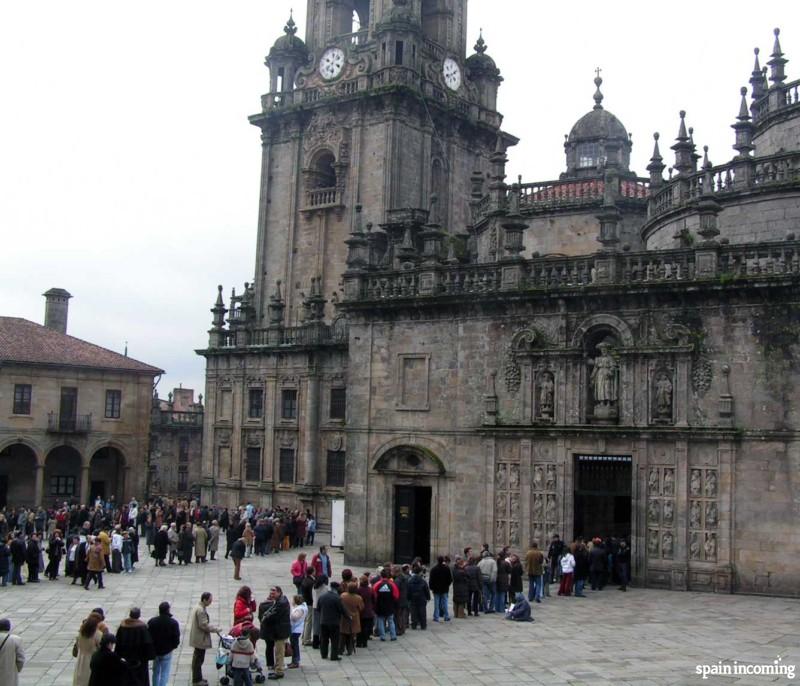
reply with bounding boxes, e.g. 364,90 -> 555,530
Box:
230,632 -> 256,686
289,594 -> 308,668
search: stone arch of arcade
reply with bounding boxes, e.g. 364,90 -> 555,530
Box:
0,441 -> 40,508
89,445 -> 128,505
44,444 -> 83,506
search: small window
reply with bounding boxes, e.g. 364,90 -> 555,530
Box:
281,389 -> 298,420
105,390 -> 121,419
179,435 -> 189,463
577,142 -> 600,169
330,388 -> 346,420
395,40 -> 404,66
13,384 -> 31,415
177,466 -> 188,491
326,450 -> 346,487
50,476 -> 76,497
248,388 -> 264,419
245,446 -> 261,482
279,448 -> 295,484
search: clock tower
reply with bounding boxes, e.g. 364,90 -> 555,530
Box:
250,0 -> 511,325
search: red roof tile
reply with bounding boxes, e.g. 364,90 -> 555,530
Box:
0,317 -> 163,375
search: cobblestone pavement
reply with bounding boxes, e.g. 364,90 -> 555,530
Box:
1,538 -> 798,685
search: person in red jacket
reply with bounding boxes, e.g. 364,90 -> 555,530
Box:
311,546 -> 333,579
290,552 -> 308,595
371,570 -> 399,641
233,586 -> 257,625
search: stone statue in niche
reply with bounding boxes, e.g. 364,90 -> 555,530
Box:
690,469 -> 702,496
648,469 -> 659,495
705,470 -> 717,497
689,532 -> 701,560
496,463 -> 507,490
537,372 -> 555,419
654,371 -> 673,420
663,500 -> 674,526
495,492 -> 506,516
533,494 -> 544,520
661,530 -> 674,558
509,521 -> 520,546
509,493 -> 520,520
508,464 -> 520,490
532,525 -> 543,544
690,501 -> 702,529
545,494 -> 557,522
590,339 -> 619,420
533,465 -> 544,491
662,469 -> 675,496
648,529 -> 660,557
647,499 -> 660,524
704,532 -> 717,561
545,465 -> 556,491
495,520 -> 505,543
705,502 -> 718,528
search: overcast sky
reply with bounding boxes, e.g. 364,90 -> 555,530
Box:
1,1 -> 796,395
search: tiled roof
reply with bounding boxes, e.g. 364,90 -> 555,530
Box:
0,317 -> 163,374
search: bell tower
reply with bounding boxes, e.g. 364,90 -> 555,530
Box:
249,0 -> 513,326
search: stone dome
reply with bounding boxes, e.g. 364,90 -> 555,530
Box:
466,33 -> 499,75
568,107 -> 629,143
270,15 -> 306,55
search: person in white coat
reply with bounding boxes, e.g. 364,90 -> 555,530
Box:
0,618 -> 26,686
558,547 -> 576,596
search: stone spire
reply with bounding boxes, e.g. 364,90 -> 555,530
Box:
593,68 -> 604,110
768,28 -> 787,86
688,127 -> 701,173
732,86 -> 755,158
750,48 -> 767,101
647,132 -> 666,187
671,111 -> 694,176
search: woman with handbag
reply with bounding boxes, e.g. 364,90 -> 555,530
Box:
290,552 -> 308,595
72,613 -> 103,686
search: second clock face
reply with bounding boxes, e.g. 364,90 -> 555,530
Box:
443,57 -> 461,91
319,47 -> 345,80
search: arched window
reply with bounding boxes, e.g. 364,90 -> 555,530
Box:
310,150 -> 337,189
352,0 -> 370,37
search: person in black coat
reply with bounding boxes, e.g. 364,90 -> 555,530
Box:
406,565 -> 431,630
589,541 -> 607,590
115,607 -> 155,686
451,561 -> 469,618
25,533 -> 41,582
0,537 -> 10,586
315,582 -> 348,661
574,543 -> 590,597
178,524 -> 193,566
10,533 -> 26,585
90,633 -> 130,686
147,602 -> 180,685
465,557 -> 481,617
258,586 -> 292,678
152,526 -> 168,567
428,556 -> 453,622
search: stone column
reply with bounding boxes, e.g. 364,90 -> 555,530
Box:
122,466 -> 131,502
80,465 -> 90,506
301,374 -> 320,487
34,464 -> 44,507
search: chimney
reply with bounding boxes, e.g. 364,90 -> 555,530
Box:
43,288 -> 72,334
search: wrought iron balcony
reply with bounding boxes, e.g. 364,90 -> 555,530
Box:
47,412 -> 92,433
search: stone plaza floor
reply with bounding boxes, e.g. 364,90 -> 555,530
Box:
1,537 -> 798,685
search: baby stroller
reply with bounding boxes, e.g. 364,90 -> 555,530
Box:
216,625 -> 266,684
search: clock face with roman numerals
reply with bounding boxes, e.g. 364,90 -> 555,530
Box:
319,47 -> 345,80
443,57 -> 461,91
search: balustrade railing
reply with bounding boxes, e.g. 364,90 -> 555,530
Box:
344,241 -> 800,303
157,411 -> 203,427
47,413 -> 92,433
305,187 -> 340,208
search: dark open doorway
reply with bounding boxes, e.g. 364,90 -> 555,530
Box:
573,455 -> 632,540
393,485 -> 431,564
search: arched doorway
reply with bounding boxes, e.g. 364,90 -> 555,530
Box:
90,447 -> 125,504
374,446 -> 446,564
44,445 -> 82,506
0,444 -> 37,507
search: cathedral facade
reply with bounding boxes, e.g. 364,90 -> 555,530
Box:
198,0 -> 800,595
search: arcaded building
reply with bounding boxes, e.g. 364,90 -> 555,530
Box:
198,1 -> 800,594
0,290 -> 162,507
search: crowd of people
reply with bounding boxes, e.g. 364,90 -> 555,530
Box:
0,495 -> 632,685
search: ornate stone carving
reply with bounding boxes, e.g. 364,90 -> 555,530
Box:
690,469 -> 702,496
705,502 -> 718,528
689,532 -> 701,560
545,494 -> 557,521
502,343 -> 521,394
545,465 -> 556,491
704,470 -> 717,497
536,370 -> 555,420
508,464 -> 520,489
245,431 -> 262,447
533,494 -> 544,519
704,532 -> 717,561
692,356 -> 713,395
216,429 -> 231,447
495,492 -> 506,515
533,465 -> 544,490
648,529 -> 660,556
509,493 -> 520,520
648,469 -> 659,495
509,521 -> 520,547
648,499 -> 660,524
654,370 -> 674,422
690,500 -> 702,529
661,530 -> 674,559
495,463 -> 507,489
663,500 -> 674,526
662,468 -> 675,496
590,340 -> 619,420
277,431 -> 296,448
327,433 -> 345,452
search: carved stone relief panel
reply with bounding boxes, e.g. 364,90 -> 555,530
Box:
494,457 -> 521,549
646,466 -> 676,561
530,456 -> 558,546
689,468 -> 718,562
650,363 -> 675,425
